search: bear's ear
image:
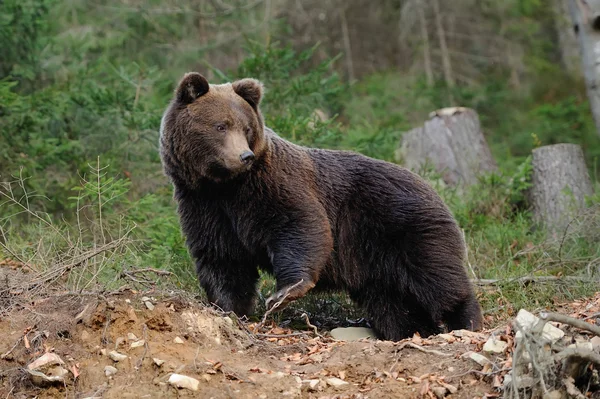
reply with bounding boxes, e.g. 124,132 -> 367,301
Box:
175,72 -> 209,104
232,78 -> 263,109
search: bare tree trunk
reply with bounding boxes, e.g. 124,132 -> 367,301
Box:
264,0 -> 272,46
432,0 -> 454,89
418,1 -> 434,87
530,143 -> 594,234
396,107 -> 497,186
569,0 -> 600,137
340,6 -> 355,82
554,0 -> 582,77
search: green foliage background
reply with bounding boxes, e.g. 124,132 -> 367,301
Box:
1,0 -> 599,320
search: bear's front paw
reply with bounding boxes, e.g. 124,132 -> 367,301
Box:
264,279 -> 316,312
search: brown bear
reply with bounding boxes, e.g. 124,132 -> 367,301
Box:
159,72 -> 483,341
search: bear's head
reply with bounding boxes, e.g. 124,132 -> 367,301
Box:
159,72 -> 266,186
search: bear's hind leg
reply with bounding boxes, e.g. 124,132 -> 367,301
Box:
442,291 -> 483,332
353,289 -> 441,341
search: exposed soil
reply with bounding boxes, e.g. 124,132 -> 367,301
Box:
1,262 -> 600,399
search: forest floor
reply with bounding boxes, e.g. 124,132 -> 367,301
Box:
2,261 -> 600,399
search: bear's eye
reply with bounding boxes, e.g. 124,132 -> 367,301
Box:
216,124 -> 227,133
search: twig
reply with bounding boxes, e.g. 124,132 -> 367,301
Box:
301,312 -> 322,337
539,311 -> 600,337
255,332 -> 308,338
135,324 -> 148,370
563,376 -> 587,399
258,279 -> 304,327
398,342 -> 452,357
0,337 -> 23,359
121,268 -> 173,276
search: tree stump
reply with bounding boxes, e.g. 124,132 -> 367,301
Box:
396,107 -> 497,186
530,143 -> 594,233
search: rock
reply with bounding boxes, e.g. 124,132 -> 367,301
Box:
201,374 -> 212,382
81,330 -> 91,341
272,371 -> 286,379
27,353 -> 65,370
145,301 -> 155,311
514,309 -> 564,343
153,358 -> 165,367
108,351 -> 128,362
99,348 -> 107,356
468,352 -> 491,366
591,336 -> 600,349
483,337 -> 509,354
168,374 -> 200,391
544,390 -> 564,399
141,296 -> 151,302
104,366 -> 118,377
329,327 -> 377,341
223,316 -> 233,326
432,386 -> 448,398
130,340 -> 145,349
326,377 -> 349,388
114,336 -> 125,349
173,336 -> 184,344
568,341 -> 594,351
303,379 -> 320,391
127,333 -> 138,341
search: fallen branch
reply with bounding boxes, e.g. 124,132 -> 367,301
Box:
539,311 -> 600,337
398,342 -> 452,357
472,275 -> 589,286
258,279 -> 304,327
301,312 -> 323,337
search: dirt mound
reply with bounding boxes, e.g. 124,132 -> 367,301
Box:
0,289 -> 498,398
2,255 -> 600,399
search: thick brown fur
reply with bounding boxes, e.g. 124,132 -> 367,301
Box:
159,72 -> 483,341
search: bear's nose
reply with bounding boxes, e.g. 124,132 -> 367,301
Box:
240,150 -> 255,164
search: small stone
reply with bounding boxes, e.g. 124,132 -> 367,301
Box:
201,374 -> 211,382
432,386 -> 448,399
125,299 -> 131,304
127,333 -> 138,341
514,309 -> 564,343
104,366 -> 118,377
141,296 -> 151,302
153,358 -> 165,367
272,371 -> 286,379
173,336 -> 184,344
447,367 -> 455,373
114,336 -> 125,349
326,377 -> 349,388
303,379 -> 320,391
130,339 -> 145,349
168,374 -> 200,391
543,390 -> 564,399
329,327 -> 377,341
99,348 -> 107,356
145,301 -> 155,311
223,316 -> 233,325
483,337 -> 509,354
468,352 -> 491,366
81,330 -> 91,341
108,351 -> 128,362
27,369 -> 65,386
591,336 -> 600,349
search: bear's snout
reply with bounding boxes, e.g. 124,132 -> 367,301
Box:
240,150 -> 255,165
